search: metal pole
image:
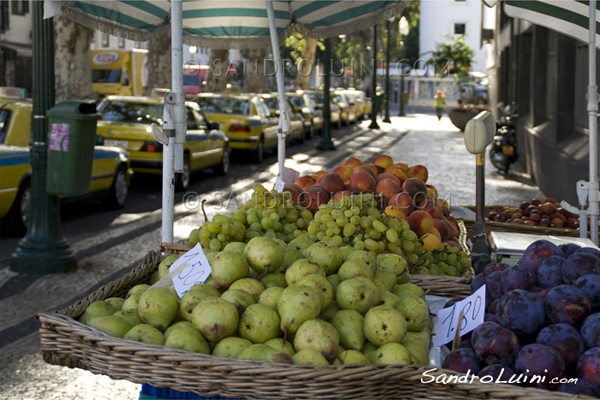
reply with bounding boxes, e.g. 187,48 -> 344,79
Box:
472,153 -> 490,274
399,62 -> 405,116
10,1 -> 76,274
587,0 -> 599,244
267,0 -> 289,176
317,38 -> 335,151
369,24 -> 380,130
383,19 -> 392,123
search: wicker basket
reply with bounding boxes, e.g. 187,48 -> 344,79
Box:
37,250 -> 595,399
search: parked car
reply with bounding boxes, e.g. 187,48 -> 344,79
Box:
333,90 -> 357,126
96,96 -> 229,191
345,88 -> 372,120
257,93 -> 306,144
0,98 -> 131,236
194,93 -> 278,162
287,91 -> 323,138
305,90 -> 342,129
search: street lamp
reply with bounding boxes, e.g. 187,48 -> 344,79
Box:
188,45 -> 197,61
398,16 -> 409,117
383,16 -> 394,123
368,24 -> 380,130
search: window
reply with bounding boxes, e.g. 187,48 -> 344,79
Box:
118,36 -> 125,49
0,2 -> 9,30
11,1 -> 28,16
454,23 -> 466,35
102,33 -> 109,47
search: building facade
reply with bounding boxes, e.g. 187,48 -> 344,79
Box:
0,1 -> 33,96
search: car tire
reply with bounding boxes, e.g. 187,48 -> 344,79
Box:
3,178 -> 31,236
103,165 -> 129,209
175,153 -> 191,191
253,138 -> 264,163
215,145 -> 230,176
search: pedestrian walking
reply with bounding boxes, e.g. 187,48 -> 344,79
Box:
433,89 -> 446,121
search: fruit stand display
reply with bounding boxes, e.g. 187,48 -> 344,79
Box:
36,155 -> 599,399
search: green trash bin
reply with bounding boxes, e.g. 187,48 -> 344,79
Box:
46,100 -> 99,197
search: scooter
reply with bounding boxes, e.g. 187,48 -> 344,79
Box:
489,115 -> 518,174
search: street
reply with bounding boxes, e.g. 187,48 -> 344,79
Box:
0,112 -> 545,399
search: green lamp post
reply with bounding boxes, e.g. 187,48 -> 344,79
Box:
398,16 -> 410,117
10,2 -> 77,274
317,37 -> 335,151
368,24 -> 380,130
383,17 -> 394,124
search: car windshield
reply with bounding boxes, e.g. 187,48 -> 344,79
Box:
92,69 -> 122,84
97,100 -> 164,124
288,96 -> 305,108
196,96 -> 250,115
262,97 -> 278,110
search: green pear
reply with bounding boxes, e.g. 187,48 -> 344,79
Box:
211,251 -> 249,291
378,291 -> 401,308
79,300 -> 118,324
105,297 -> 125,310
264,338 -> 296,357
212,337 -> 252,359
293,319 -> 340,361
370,343 -> 412,365
394,295 -> 430,332
285,259 -> 325,286
163,321 -> 193,340
338,260 -> 374,281
113,309 -> 143,328
326,274 -> 341,290
205,252 -> 217,266
121,292 -> 143,312
223,241 -> 247,259
87,315 -> 132,338
185,228 -> 200,248
179,284 -> 221,321
191,297 -> 239,342
158,255 -> 181,279
123,323 -> 165,345
287,236 -> 313,256
305,243 -> 344,275
292,349 -> 330,366
353,277 -> 381,305
260,272 -> 287,289
137,287 -> 179,332
402,330 -> 431,351
376,254 -> 409,284
220,289 -> 255,314
319,300 -> 339,322
164,327 -> 210,354
296,274 -> 334,313
277,285 -> 321,337
127,284 -> 150,298
402,340 -> 429,366
331,309 -> 365,351
238,344 -> 293,364
392,283 -> 425,299
332,350 -> 370,365
363,305 -> 407,346
238,303 -> 281,344
335,277 -> 378,315
282,246 -> 303,270
244,236 -> 285,275
345,250 -> 377,274
338,246 -> 355,260
374,271 -> 397,292
148,270 -> 161,285
229,278 -> 265,302
271,237 -> 287,250
258,286 -> 284,309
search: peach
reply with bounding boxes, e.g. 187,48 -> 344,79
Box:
384,166 -> 408,184
363,163 -> 379,176
303,185 -> 330,212
318,172 -> 345,194
402,177 -> 428,204
315,170 -> 329,181
418,197 -> 444,219
393,162 -> 409,171
295,175 -> 316,191
349,171 -> 377,193
432,218 -> 450,242
376,173 -> 401,185
420,232 -> 442,251
332,190 -> 352,201
426,184 -> 438,199
407,164 -> 429,183
428,226 -> 442,240
407,210 -> 434,237
344,156 -> 362,169
374,165 -> 385,175
388,192 -> 415,214
352,165 -> 376,178
283,183 -> 303,204
375,179 -> 402,200
333,164 -> 353,181
373,154 -> 394,170
447,216 -> 460,239
384,205 -> 406,221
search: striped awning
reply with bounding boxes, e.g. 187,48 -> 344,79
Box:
504,0 -> 600,48
51,1 -> 408,48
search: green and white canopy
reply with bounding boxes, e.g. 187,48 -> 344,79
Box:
51,0 -> 407,48
504,0 -> 600,48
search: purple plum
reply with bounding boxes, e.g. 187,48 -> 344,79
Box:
558,243 -> 583,257
574,274 -> 600,312
482,262 -> 509,279
558,378 -> 600,397
477,364 -> 516,384
577,347 -> 600,387
561,252 -> 600,284
515,343 -> 566,390
545,285 -> 591,325
442,348 -> 481,375
496,289 -> 545,337
535,323 -> 585,365
519,240 -> 563,276
576,246 -> 600,259
485,271 -> 505,301
580,312 -> 600,348
470,273 -> 485,293
472,324 -> 519,366
536,255 -> 565,288
501,264 -> 536,292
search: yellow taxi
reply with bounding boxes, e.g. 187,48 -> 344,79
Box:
257,93 -> 306,144
345,88 -> 372,120
194,93 -> 278,162
96,96 -> 230,191
304,90 -> 343,129
333,90 -> 357,126
287,91 -> 324,138
0,98 -> 131,236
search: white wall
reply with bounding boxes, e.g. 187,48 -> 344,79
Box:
419,0 -> 488,74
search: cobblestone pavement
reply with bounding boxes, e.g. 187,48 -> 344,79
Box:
0,112 -> 545,400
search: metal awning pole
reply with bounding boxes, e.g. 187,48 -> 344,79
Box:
587,0 -> 599,245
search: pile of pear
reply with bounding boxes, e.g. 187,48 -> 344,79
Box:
80,235 -> 433,367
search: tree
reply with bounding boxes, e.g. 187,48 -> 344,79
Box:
143,31 -> 171,95
243,48 -> 267,92
425,35 -> 474,80
54,15 -> 95,101
205,49 -> 229,92
283,34 -> 322,90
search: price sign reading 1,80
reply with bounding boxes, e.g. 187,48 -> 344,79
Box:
434,285 -> 486,347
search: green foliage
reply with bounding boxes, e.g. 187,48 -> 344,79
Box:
425,35 -> 474,80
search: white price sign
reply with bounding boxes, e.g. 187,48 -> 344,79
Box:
434,284 -> 486,347
274,176 -> 286,193
274,167 -> 300,193
168,243 -> 212,297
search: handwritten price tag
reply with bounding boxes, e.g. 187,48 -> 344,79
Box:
274,176 -> 286,193
434,284 -> 486,347
274,167 -> 300,193
169,243 -> 211,298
